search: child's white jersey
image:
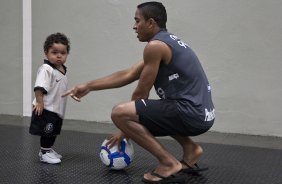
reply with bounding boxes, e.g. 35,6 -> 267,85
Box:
33,60 -> 68,118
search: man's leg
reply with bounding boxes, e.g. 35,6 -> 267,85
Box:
172,135 -> 203,168
111,101 -> 182,181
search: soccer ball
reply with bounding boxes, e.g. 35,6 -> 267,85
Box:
99,138 -> 134,170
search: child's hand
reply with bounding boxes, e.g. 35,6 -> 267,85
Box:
33,103 -> 44,116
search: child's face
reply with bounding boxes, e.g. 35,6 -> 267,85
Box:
45,43 -> 68,67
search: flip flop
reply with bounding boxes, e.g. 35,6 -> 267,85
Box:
142,170 -> 187,184
180,160 -> 208,174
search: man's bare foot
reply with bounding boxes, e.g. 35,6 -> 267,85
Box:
143,162 -> 182,182
182,144 -> 203,168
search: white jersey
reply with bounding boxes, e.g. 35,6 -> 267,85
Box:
32,60 -> 68,118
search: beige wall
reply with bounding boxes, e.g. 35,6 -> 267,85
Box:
1,0 -> 282,137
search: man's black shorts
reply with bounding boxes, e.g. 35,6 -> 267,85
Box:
135,99 -> 212,136
29,109 -> 63,136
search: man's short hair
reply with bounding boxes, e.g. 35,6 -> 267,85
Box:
137,1 -> 167,29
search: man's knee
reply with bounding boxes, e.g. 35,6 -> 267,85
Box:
111,102 -> 137,124
111,103 -> 134,125
111,104 -> 125,121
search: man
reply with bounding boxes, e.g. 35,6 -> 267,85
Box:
64,2 -> 215,183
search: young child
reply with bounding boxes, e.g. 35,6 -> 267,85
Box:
29,33 -> 70,164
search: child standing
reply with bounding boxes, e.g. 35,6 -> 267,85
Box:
29,33 -> 70,164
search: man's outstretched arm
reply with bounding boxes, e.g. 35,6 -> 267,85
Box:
62,60 -> 144,101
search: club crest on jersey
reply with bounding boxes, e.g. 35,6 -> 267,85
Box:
168,73 -> 179,81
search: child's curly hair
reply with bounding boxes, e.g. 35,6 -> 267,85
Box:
44,33 -> 70,54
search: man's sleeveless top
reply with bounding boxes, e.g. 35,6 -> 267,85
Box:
151,30 -> 215,126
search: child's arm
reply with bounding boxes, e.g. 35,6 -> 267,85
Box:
34,90 -> 44,116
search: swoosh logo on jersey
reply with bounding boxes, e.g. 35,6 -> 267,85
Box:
56,78 -> 62,82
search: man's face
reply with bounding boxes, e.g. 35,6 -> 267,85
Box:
133,9 -> 151,42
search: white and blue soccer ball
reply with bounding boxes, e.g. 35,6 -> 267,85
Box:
99,138 -> 134,170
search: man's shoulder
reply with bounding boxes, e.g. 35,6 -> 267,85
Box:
147,39 -> 166,46
145,40 -> 169,54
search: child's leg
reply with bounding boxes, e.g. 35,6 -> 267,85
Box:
40,136 -> 56,152
40,135 -> 62,158
39,136 -> 61,164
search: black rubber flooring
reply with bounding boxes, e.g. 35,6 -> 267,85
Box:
0,124 -> 282,184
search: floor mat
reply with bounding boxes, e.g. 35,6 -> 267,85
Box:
0,125 -> 281,184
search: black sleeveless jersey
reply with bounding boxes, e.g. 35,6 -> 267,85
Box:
151,30 -> 215,124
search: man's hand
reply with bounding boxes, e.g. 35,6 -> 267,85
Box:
62,83 -> 90,102
106,131 -> 126,151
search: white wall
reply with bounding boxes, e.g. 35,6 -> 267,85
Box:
1,0 -> 282,137
0,0 -> 22,115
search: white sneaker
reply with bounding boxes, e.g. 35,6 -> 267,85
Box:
39,151 -> 61,164
49,148 -> 62,159
39,149 -> 62,159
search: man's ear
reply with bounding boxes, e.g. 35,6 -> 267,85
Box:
148,18 -> 157,28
